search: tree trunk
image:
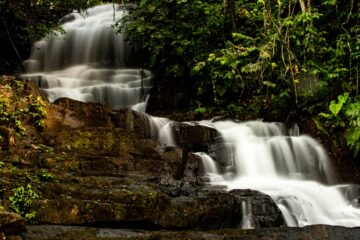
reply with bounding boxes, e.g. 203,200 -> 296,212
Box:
224,0 -> 237,33
299,0 -> 307,13
263,0 -> 271,31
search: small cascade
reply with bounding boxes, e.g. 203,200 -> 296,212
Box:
194,152 -> 223,182
196,152 -> 219,174
148,116 -> 175,146
23,4 -> 151,110
241,200 -> 254,229
207,120 -> 335,182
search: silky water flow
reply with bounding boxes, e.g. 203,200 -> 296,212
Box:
23,3 -> 360,229
23,4 -> 151,111
194,120 -> 360,228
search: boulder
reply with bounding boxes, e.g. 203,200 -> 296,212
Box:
53,98 -> 113,127
0,127 -> 15,150
0,210 -> 26,235
229,189 -> 284,228
171,122 -> 220,152
110,108 -> 157,139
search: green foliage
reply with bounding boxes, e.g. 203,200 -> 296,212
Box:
0,95 -> 11,123
10,184 -> 40,222
329,93 -> 349,117
38,169 -> 57,182
317,93 -> 360,157
0,83 -> 47,138
121,0 -> 359,119
344,100 -> 360,156
117,0 -> 227,98
28,95 -> 47,128
194,107 -> 207,115
13,80 -> 25,90
226,103 -> 243,118
0,93 -> 26,136
316,94 -> 348,131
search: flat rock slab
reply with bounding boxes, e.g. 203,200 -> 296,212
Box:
31,187 -> 283,230
23,225 -> 360,240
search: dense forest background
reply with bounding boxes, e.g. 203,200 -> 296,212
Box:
0,0 -> 359,159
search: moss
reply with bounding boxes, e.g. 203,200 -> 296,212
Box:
114,208 -> 126,221
59,128 -> 118,154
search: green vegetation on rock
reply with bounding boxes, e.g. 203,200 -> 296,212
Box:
10,183 -> 40,222
0,78 -> 47,141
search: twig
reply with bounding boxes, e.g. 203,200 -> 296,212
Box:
1,17 -> 23,67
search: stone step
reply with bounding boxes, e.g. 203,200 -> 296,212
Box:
23,224 -> 360,240
39,181 -> 160,204
32,189 -> 284,230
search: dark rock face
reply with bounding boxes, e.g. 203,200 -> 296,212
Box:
54,97 -> 113,127
0,126 -> 15,150
32,182 -> 284,230
0,210 -> 26,236
110,108 -> 157,139
171,122 -> 220,153
229,189 -> 284,228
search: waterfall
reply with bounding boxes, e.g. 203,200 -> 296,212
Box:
21,3 -> 360,229
23,4 -> 151,111
197,120 -> 360,227
145,117 -> 360,227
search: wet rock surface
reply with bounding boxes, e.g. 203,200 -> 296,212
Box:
0,80 -> 359,239
171,122 -> 220,153
0,210 -> 26,236
0,91 -> 284,236
23,225 -> 360,240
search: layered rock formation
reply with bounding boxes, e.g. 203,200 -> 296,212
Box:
0,78 -> 285,239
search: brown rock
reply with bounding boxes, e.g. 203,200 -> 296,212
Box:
0,127 -> 15,150
0,210 -> 26,235
171,122 -> 220,152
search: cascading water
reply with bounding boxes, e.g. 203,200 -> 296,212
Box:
148,117 -> 360,227
148,116 -> 176,146
21,3 -> 360,230
23,4 -> 151,111
195,120 -> 360,227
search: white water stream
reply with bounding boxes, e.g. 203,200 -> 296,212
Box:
196,120 -> 360,228
23,4 -> 151,111
23,3 -> 360,229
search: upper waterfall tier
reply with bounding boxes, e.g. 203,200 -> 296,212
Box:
23,4 -> 151,111
24,4 -> 135,72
